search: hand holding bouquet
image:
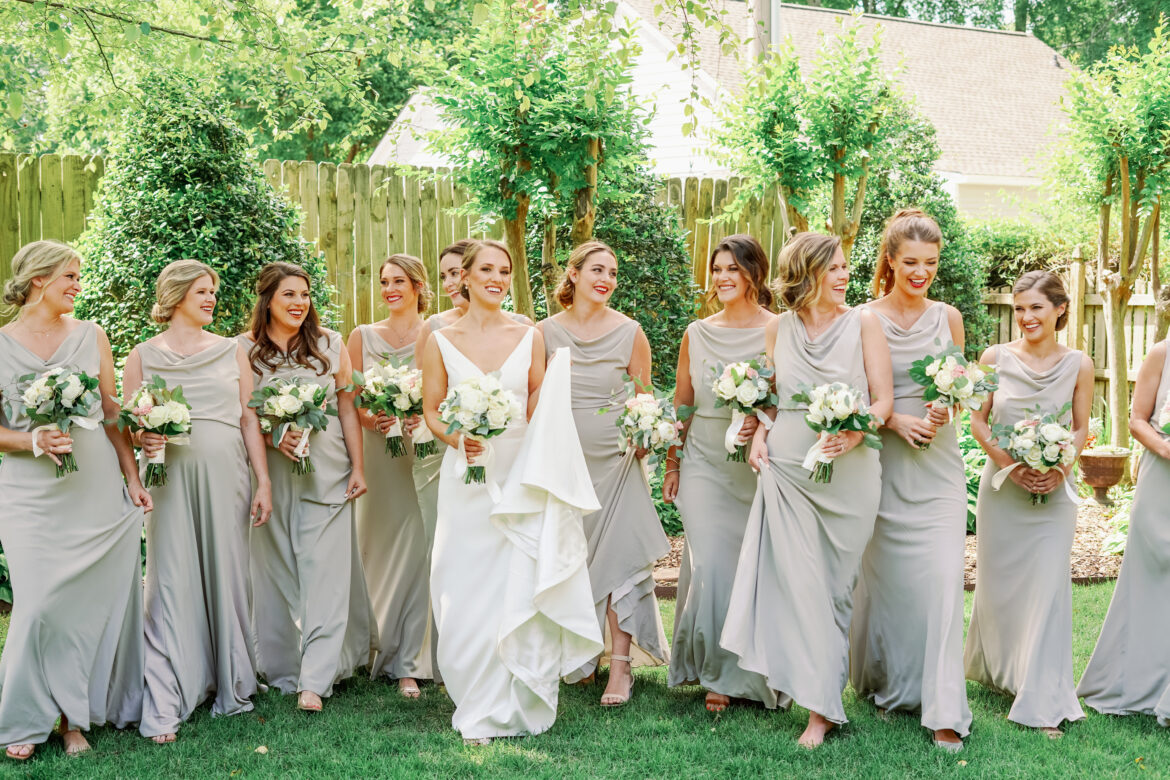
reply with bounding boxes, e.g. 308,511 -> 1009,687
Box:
438,373 -> 521,490
711,358 -> 776,463
249,378 -> 337,476
991,403 -> 1077,504
353,357 -> 435,458
612,378 -> 687,458
7,367 -> 101,477
791,382 -> 883,483
908,342 -> 998,449
117,375 -> 193,487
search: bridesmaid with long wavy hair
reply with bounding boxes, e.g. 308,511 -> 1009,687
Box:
241,262 -> 374,713
0,240 -> 151,760
665,234 -> 777,714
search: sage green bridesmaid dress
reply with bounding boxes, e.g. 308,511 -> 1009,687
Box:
0,322 -> 144,746
849,303 -> 971,736
1078,341 -> 1170,725
240,330 -> 375,698
542,317 -> 670,681
963,345 -> 1085,728
668,319 -> 775,706
137,337 -> 258,737
355,324 -> 432,683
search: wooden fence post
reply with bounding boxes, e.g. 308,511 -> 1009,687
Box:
1067,246 -> 1087,352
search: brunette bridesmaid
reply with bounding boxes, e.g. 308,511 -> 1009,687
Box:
125,260 -> 270,743
347,255 -> 433,697
0,240 -> 151,760
848,211 -> 972,750
241,262 -> 375,713
964,270 -> 1092,736
539,241 -> 670,706
723,232 -> 892,748
1077,339 -> 1170,724
665,234 -> 777,713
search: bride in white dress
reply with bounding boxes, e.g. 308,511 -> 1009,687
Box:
420,239 -> 602,743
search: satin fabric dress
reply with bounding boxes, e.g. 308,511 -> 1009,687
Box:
542,318 -> 670,681
136,338 -> 258,737
963,346 -> 1085,728
721,309 -> 882,724
240,331 -> 375,697
668,319 -> 775,705
355,325 -> 432,683
0,322 -> 144,746
849,303 -> 971,736
1078,340 -> 1170,725
430,330 -> 602,738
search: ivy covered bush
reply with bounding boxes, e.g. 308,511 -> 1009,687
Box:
74,76 -> 333,362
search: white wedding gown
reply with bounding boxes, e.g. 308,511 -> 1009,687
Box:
431,330 -> 602,739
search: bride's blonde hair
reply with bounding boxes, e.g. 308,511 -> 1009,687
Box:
2,240 -> 80,316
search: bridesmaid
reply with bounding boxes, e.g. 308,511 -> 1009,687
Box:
665,234 -> 777,713
1077,337 -> 1170,723
0,240 -> 150,760
723,232 -> 892,748
125,259 -> 271,743
848,210 -> 972,750
347,254 -> 433,697
964,270 -> 1092,737
539,240 -> 670,706
241,262 -> 374,713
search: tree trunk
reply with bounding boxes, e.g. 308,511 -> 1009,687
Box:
1104,279 -> 1133,448
502,194 -> 535,320
1154,210 -> 1168,341
1013,0 -> 1028,31
570,138 -> 601,247
541,215 -> 562,315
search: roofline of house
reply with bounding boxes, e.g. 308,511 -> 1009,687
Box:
775,3 -> 1035,40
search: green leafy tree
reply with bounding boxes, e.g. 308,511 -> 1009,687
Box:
73,76 -> 333,362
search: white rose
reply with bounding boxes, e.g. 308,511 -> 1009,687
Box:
1015,436 -> 1036,452
638,415 -> 655,431
478,375 -> 502,393
60,375 -> 84,405
485,406 -> 509,429
1039,423 -> 1067,444
1024,445 -> 1044,469
1061,446 -> 1076,465
714,376 -> 736,400
656,420 -> 676,442
830,397 -> 854,420
1042,443 -> 1060,463
277,394 -> 303,415
734,382 -> 760,406
145,406 -> 170,429
393,393 -> 412,411
924,360 -> 939,377
461,388 -> 488,415
935,371 -> 954,392
457,410 -> 480,429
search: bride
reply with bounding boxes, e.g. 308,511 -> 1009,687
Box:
420,239 -> 601,744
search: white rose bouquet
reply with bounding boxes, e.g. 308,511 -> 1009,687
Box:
908,342 -> 999,449
248,377 -> 337,476
7,367 -> 101,478
711,358 -> 777,463
991,403 -> 1077,505
353,357 -> 435,458
438,372 -> 522,487
612,378 -> 689,457
116,375 -> 193,487
791,382 -> 883,484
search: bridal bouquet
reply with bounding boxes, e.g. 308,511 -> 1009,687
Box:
353,358 -> 435,458
117,375 -> 193,487
992,403 -> 1076,505
711,358 -> 776,462
438,373 -> 522,485
613,379 -> 688,457
908,342 -> 998,448
791,382 -> 883,484
9,367 -> 101,477
1159,395 -> 1170,435
249,378 -> 337,476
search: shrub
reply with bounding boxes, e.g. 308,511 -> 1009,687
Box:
74,75 -> 333,363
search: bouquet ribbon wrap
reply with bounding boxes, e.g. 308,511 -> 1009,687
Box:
30,416 -> 99,458
145,434 -> 191,466
723,409 -> 774,456
385,417 -> 402,442
277,423 -> 312,461
991,461 -> 1082,504
412,419 -> 435,446
456,433 -> 500,503
800,431 -> 835,472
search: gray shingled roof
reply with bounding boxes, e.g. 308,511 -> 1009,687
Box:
626,0 -> 1073,179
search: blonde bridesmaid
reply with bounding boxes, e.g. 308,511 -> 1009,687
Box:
347,255 -> 433,697
0,240 -> 151,760
539,241 -> 670,706
665,234 -> 777,713
964,270 -> 1092,737
241,262 -> 375,713
1077,338 -> 1170,724
125,260 -> 271,743
849,211 -> 971,750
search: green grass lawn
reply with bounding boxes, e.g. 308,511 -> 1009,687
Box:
0,583 -> 1165,778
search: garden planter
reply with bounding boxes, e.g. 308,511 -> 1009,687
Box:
1079,449 -> 1131,505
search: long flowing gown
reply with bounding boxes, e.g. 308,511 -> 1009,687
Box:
430,330 -> 602,738
721,309 -> 882,724
542,318 -> 670,681
668,319 -> 775,705
848,303 -> 971,736
240,330 -> 375,697
1078,340 -> 1170,725
137,338 -> 258,737
963,346 -> 1085,728
355,325 -> 432,683
0,322 -> 144,745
